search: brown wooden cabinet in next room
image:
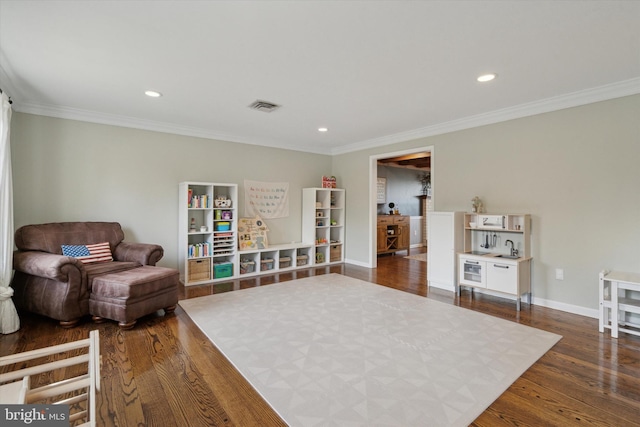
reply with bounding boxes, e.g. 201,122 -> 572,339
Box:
377,215 -> 410,255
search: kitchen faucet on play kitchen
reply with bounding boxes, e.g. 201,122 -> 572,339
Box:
505,240 -> 518,257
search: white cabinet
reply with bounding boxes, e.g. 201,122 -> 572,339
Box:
458,254 -> 531,310
427,211 -> 464,292
179,184 -> 343,285
487,260 -> 518,294
237,243 -> 314,277
459,257 -> 486,288
458,212 -> 532,310
487,258 -> 531,311
236,187 -> 343,278
179,182 -> 238,286
302,188 -> 345,265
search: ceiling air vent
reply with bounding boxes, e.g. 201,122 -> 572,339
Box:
248,100 -> 281,113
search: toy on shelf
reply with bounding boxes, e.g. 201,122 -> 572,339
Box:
215,195 -> 232,208
471,196 -> 484,213
322,175 -> 337,188
238,215 -> 269,250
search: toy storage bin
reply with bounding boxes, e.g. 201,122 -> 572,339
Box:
213,262 -> 233,278
215,221 -> 230,231
260,258 -> 274,271
240,259 -> 256,274
330,245 -> 342,262
296,255 -> 308,266
279,256 -> 291,268
188,258 -> 211,281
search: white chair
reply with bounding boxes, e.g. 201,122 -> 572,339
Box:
0,330 -> 100,427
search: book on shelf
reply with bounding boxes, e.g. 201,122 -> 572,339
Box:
190,195 -> 211,209
188,242 -> 213,258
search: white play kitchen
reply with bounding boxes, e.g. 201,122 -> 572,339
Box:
458,213 -> 532,310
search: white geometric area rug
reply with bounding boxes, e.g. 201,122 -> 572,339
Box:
179,274 -> 561,426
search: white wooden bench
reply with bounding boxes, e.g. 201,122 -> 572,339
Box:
0,330 -> 100,427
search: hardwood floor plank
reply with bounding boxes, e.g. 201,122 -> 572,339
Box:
144,319 -> 232,426
98,327 -> 147,427
525,350 -> 640,422
123,323 -> 181,426
503,376 -> 633,426
3,247 -> 640,426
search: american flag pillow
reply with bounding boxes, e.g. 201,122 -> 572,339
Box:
61,242 -> 113,264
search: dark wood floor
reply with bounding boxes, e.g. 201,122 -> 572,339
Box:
2,248 -> 640,426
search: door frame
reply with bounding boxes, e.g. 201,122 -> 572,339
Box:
369,145 -> 434,268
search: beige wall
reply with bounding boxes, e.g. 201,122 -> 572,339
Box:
334,94 -> 640,313
11,113 -> 332,269
11,94 -> 640,314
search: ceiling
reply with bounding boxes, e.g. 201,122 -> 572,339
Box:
1,1 -> 639,155
378,152 -> 431,171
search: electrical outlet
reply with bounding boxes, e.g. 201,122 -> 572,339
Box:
555,268 -> 564,280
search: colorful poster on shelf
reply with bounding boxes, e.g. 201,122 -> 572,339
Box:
244,180 -> 289,218
238,215 -> 269,250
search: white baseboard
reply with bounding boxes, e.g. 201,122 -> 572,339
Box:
428,281 -> 455,293
462,287 -> 598,319
345,258 -> 371,268
345,262 -> 599,320
531,296 -> 598,319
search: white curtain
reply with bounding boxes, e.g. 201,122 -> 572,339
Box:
0,92 -> 19,334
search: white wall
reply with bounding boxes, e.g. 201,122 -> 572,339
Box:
11,113 -> 332,269
334,94 -> 640,312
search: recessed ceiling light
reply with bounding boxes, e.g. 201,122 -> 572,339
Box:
145,90 -> 162,97
318,127 -> 328,132
477,73 -> 497,83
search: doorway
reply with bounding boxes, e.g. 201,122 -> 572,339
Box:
369,146 -> 433,268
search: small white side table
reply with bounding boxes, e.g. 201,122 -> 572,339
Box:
599,270 -> 640,338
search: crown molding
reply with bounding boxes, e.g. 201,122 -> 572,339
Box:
331,77 -> 640,155
9,76 -> 640,156
12,102 -> 331,155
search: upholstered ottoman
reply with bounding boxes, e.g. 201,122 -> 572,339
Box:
90,266 -> 179,329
